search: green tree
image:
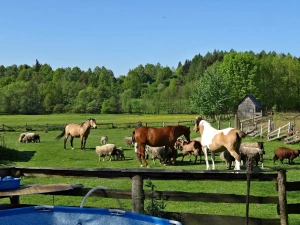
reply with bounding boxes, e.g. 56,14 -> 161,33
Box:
190,63 -> 230,118
4,65 -> 18,78
0,65 -> 5,78
219,51 -> 259,112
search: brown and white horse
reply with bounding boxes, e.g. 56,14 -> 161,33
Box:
133,125 -> 191,167
193,117 -> 246,170
56,118 -> 97,150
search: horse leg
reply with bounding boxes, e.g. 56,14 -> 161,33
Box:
138,144 -> 149,168
203,146 -> 210,170
63,134 -> 70,150
228,150 -> 241,170
70,136 -> 74,150
169,146 -> 177,165
211,151 -> 215,170
81,137 -> 87,150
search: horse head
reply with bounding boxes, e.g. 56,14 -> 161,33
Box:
89,118 -> 97,129
193,116 -> 203,132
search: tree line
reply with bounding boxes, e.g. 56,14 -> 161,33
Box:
0,50 -> 300,116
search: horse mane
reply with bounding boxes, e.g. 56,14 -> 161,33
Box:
80,118 -> 95,126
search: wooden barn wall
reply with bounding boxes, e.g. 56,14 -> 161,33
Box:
238,97 -> 256,118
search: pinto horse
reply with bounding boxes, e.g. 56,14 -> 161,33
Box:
55,118 -> 97,150
133,125 -> 191,167
193,117 -> 246,170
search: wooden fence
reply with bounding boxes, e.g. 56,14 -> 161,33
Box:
0,120 -> 195,132
0,167 -> 299,225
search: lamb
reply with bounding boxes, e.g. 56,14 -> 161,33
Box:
177,139 -> 202,163
240,142 -> 265,169
219,150 -> 235,169
273,147 -> 300,164
111,147 -> 125,161
124,136 -> 134,147
96,144 -> 119,162
100,135 -> 108,144
145,146 -> 172,164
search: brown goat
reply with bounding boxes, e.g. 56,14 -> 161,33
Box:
273,147 -> 300,164
177,139 -> 202,163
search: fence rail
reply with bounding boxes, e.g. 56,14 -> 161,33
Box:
1,167 -> 298,225
0,120 -> 195,132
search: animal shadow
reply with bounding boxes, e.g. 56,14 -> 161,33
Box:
0,146 -> 36,164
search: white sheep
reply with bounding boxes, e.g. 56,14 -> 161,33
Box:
18,133 -> 27,142
145,146 -> 172,164
95,144 -> 118,162
21,133 -> 40,143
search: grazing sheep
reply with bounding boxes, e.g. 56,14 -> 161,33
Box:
145,146 -> 172,164
95,144 -> 118,162
100,135 -> 108,144
220,150 -> 235,169
177,139 -> 202,163
273,147 -> 300,164
240,142 -> 265,169
124,136 -> 134,147
21,133 -> 40,143
18,133 -> 27,142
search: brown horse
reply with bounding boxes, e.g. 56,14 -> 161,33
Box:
193,117 -> 245,170
55,118 -> 97,150
132,125 -> 191,167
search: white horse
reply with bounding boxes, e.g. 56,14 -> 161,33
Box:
193,117 -> 246,170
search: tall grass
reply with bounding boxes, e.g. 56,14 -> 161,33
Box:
0,114 -> 299,224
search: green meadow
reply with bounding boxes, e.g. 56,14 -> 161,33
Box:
0,114 -> 300,224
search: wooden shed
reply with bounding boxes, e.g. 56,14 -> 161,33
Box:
237,94 -> 263,118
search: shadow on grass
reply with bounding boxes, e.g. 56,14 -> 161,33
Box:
0,146 -> 36,165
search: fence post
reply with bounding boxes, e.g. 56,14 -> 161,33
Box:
132,175 -> 144,213
277,169 -> 288,225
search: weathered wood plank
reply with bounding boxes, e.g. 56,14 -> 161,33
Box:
45,188 -> 278,204
12,167 -> 278,181
275,181 -> 300,191
0,184 -> 82,197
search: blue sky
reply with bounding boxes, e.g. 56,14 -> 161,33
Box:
1,1 -> 299,77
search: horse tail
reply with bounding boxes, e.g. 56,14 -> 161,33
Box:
236,130 -> 246,139
55,125 -> 66,140
132,130 -> 136,143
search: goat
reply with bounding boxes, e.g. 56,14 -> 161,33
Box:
219,150 -> 235,169
177,139 -> 202,163
100,135 -> 108,144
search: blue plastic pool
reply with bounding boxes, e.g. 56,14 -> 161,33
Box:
0,206 -> 182,225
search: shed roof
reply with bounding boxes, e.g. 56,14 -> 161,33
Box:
240,94 -> 263,109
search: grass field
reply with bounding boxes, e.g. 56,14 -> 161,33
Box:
0,113 -> 300,224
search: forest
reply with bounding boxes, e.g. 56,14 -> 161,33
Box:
1,49 -> 300,116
